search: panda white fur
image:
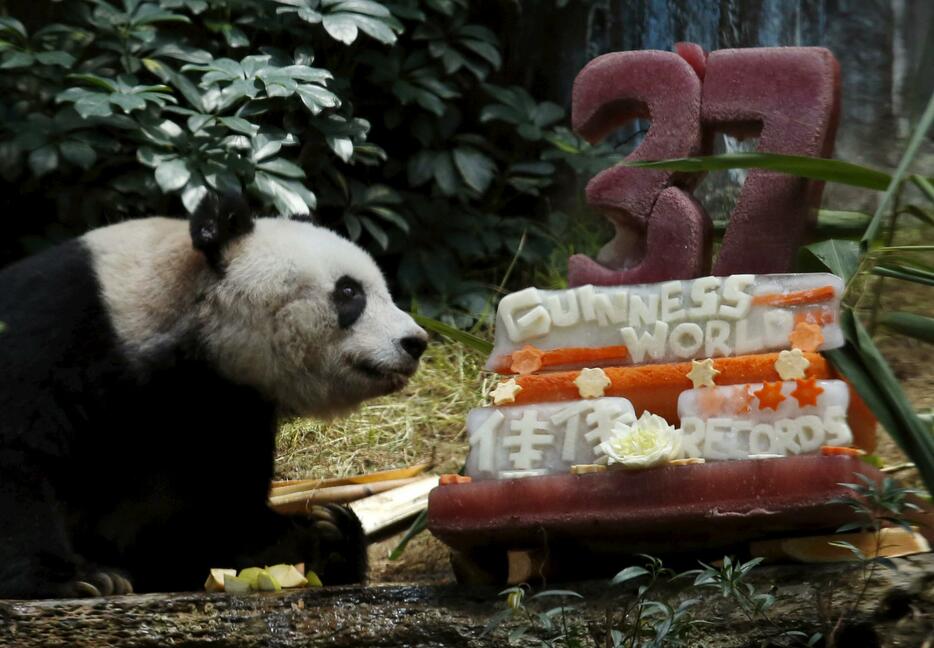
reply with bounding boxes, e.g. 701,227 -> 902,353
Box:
0,201 -> 427,598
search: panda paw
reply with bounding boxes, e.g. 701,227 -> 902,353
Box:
308,504 -> 367,585
60,568 -> 134,598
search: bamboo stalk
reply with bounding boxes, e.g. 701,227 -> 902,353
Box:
270,460 -> 432,497
348,476 -> 439,537
268,478 -> 420,515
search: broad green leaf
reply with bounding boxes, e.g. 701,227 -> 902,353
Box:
329,0 -> 391,17
109,93 -> 147,113
257,157 -> 305,179
181,176 -> 208,213
35,51 -> 76,67
432,152 -> 457,195
360,216 -> 388,249
453,147 -> 494,194
322,14 -> 359,44
610,565 -> 649,586
326,135 -> 354,162
412,314 -> 492,354
880,312 -> 934,344
59,140 -> 97,169
28,145 -> 58,177
219,116 -> 259,135
624,153 -> 892,191
155,158 -> 191,192
802,239 -> 860,283
296,84 -> 340,114
351,14 -> 398,44
460,38 -> 501,68
254,171 -> 310,216
67,74 -> 118,92
1,51 -> 35,68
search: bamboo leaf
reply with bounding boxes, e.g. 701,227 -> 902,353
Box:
863,91 -> 934,247
802,239 -> 861,282
387,508 -> 426,560
828,309 -> 934,493
910,175 -> 934,204
622,153 -> 891,190
872,264 -> 934,287
412,314 -> 493,354
879,312 -> 934,343
815,210 -> 873,237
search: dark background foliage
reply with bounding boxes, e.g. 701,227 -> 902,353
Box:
0,0 -> 619,325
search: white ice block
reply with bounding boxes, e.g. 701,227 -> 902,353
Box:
676,379 -> 853,460
465,398 -> 636,480
487,273 -> 844,372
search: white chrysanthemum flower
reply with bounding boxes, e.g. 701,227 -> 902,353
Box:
598,411 -> 681,469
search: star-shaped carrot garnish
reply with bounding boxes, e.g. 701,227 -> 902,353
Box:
791,377 -> 824,407
789,322 -> 824,352
733,384 -> 756,414
489,378 -> 523,405
775,348 -> 810,381
574,367 -> 612,398
509,344 -> 544,375
754,381 -> 786,411
686,358 -> 720,389
697,386 -> 727,416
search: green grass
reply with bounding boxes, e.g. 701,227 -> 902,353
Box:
274,340 -> 490,480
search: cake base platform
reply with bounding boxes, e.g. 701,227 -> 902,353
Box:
428,456 -> 933,584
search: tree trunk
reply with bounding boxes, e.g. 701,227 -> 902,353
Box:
2,554 -> 932,647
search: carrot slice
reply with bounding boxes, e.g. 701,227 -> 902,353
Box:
752,285 -> 836,307
820,446 -> 866,457
439,474 -> 472,486
494,345 -> 630,374
511,352 -> 830,420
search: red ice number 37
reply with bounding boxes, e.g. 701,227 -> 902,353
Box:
567,43 -> 840,287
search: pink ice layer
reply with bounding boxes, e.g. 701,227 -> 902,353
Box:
568,49 -> 708,287
428,456 -> 933,554
704,47 -> 840,275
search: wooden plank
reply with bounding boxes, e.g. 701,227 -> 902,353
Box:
349,476 -> 439,536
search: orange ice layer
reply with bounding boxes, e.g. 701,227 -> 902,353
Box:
505,352 -> 876,452
751,285 -> 836,307
493,345 -> 630,374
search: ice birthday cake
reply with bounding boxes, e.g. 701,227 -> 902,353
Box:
427,274 -> 902,577
463,272 -> 872,481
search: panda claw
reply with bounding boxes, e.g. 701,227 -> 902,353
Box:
313,519 -> 342,542
74,581 -> 102,598
91,571 -> 115,596
111,574 -> 134,595
309,505 -> 338,525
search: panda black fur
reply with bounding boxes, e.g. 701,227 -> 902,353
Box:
0,205 -> 427,598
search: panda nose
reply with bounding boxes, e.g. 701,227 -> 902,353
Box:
399,335 -> 427,360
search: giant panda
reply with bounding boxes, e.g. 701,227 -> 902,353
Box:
0,196 -> 428,598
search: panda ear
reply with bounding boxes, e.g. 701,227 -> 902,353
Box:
189,191 -> 254,268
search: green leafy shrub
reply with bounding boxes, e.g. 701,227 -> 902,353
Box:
0,0 -> 618,319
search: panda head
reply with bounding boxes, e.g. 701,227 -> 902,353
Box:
201,218 -> 428,417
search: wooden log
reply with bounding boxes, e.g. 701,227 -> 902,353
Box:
1,554 -> 932,647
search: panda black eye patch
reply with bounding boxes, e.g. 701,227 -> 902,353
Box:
332,275 -> 366,329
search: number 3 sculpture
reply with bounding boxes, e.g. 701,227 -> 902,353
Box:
568,44 -> 840,287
